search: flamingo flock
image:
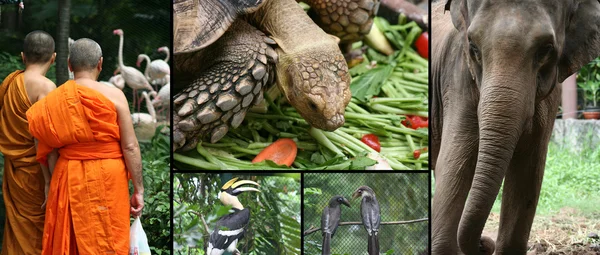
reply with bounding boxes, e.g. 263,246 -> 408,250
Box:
109,28 -> 170,123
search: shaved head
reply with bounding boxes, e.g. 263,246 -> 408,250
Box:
23,30 -> 55,64
69,38 -> 103,72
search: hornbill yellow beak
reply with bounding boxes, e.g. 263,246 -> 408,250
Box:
221,177 -> 261,196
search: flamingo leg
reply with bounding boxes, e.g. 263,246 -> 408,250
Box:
137,90 -> 143,113
133,88 -> 139,112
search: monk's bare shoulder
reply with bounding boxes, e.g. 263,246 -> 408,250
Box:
99,84 -> 129,113
24,73 -> 57,104
40,77 -> 57,94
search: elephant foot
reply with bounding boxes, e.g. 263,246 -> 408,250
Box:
479,236 -> 496,255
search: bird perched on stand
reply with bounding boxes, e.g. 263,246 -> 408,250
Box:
352,186 -> 380,255
321,195 -> 350,255
207,178 -> 261,255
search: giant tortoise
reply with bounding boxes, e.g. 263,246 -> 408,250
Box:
172,0 -> 379,151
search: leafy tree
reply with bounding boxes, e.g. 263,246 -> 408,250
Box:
137,129 -> 171,254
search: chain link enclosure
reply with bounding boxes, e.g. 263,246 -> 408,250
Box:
304,173 -> 429,255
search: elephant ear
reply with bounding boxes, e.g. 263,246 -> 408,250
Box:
444,0 -> 470,32
445,0 -> 481,82
558,0 -> 600,82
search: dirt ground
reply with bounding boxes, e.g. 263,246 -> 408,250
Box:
483,207 -> 600,255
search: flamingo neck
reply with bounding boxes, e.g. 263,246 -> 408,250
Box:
117,33 -> 124,68
142,92 -> 156,122
163,48 -> 170,62
141,54 -> 151,77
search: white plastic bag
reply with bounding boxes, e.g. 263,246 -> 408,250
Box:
129,217 -> 151,255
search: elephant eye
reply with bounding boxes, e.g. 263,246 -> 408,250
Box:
536,43 -> 555,64
469,41 -> 481,64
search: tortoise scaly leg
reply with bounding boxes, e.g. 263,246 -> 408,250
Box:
303,0 -> 380,43
301,0 -> 380,64
173,20 -> 277,151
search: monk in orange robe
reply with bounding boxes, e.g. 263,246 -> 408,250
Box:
26,38 -> 145,255
0,30 -> 58,255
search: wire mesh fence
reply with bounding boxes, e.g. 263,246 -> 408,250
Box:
303,173 -> 429,255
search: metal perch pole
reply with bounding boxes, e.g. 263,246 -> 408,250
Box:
303,217 -> 429,236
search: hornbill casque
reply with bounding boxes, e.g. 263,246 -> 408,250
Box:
207,177 -> 260,255
352,186 -> 381,255
321,195 -> 351,255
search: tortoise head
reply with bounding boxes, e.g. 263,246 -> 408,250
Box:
277,48 -> 351,131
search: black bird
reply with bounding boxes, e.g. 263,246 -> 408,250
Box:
207,178 -> 260,255
321,195 -> 351,255
352,186 -> 381,255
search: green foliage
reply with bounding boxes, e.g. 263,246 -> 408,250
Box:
0,52 -> 23,82
174,174 -> 301,255
577,57 -> 600,107
491,142 -> 600,215
0,0 -> 169,82
304,173 -> 429,255
136,129 -> 171,254
351,63 -> 395,102
0,51 -> 57,84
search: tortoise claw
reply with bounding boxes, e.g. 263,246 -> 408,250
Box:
264,36 -> 277,45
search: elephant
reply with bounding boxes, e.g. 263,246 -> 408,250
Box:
430,0 -> 600,254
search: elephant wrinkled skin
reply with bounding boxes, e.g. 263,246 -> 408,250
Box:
431,0 -> 600,254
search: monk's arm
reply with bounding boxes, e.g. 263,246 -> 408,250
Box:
113,90 -> 144,194
34,139 -> 52,185
47,149 -> 58,174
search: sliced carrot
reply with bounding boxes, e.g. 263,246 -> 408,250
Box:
252,138 -> 297,167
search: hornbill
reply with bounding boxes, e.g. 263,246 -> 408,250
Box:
207,177 -> 260,255
352,186 -> 381,255
321,195 -> 351,255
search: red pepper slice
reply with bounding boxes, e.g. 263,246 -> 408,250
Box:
402,115 -> 429,130
414,32 -> 429,59
361,134 -> 381,152
413,150 -> 421,159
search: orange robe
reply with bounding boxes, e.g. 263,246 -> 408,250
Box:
26,80 -> 130,255
0,70 -> 45,254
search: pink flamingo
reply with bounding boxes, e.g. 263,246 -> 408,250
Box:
113,29 -> 154,112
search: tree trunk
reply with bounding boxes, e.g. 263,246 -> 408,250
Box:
56,0 -> 70,85
0,5 -> 17,31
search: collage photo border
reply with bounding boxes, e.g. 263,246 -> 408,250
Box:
167,2 -> 433,254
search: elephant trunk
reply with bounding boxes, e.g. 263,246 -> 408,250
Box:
457,73 -> 534,255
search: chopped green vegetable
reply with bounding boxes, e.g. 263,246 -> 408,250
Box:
173,16 -> 429,170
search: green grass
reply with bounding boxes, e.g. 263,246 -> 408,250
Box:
491,142 -> 600,216
432,141 -> 600,217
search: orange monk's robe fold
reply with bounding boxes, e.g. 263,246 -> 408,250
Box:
0,70 -> 45,255
26,80 -> 130,255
